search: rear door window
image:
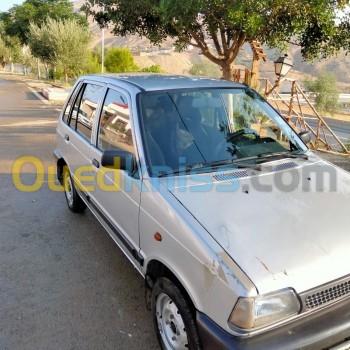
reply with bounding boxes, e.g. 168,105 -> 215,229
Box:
76,84 -> 105,142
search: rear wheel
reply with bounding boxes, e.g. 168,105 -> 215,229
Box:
152,277 -> 201,350
62,166 -> 86,213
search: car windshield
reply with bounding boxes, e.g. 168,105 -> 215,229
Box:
139,88 -> 307,176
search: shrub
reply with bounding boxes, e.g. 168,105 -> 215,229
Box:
104,48 -> 138,73
346,140 -> 350,151
140,64 -> 162,73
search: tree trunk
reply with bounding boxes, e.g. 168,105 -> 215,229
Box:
221,62 -> 234,81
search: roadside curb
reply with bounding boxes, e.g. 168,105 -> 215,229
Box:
26,85 -> 50,105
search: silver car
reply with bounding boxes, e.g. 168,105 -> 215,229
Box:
55,74 -> 350,350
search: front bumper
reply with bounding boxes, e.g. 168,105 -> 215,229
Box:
197,298 -> 350,350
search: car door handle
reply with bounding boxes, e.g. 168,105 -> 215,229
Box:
64,134 -> 70,142
92,159 -> 100,168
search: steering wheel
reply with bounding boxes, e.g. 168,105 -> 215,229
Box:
214,128 -> 260,158
227,128 -> 260,142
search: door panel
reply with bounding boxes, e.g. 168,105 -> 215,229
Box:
90,88 -> 142,260
64,82 -> 105,190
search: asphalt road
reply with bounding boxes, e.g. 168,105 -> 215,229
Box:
323,117 -> 350,142
0,76 -> 158,350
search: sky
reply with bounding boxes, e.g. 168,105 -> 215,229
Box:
0,1 -> 24,12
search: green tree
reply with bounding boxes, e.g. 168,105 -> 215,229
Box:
305,73 -> 339,113
15,46 -> 37,75
0,36 -> 10,67
85,0 -> 350,80
104,48 -> 138,73
0,35 -> 22,70
29,18 -> 90,82
29,21 -> 53,67
189,62 -> 221,78
0,0 -> 87,45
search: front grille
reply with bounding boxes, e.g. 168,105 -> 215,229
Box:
305,279 -> 350,309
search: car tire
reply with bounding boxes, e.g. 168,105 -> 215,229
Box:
152,277 -> 201,350
62,166 -> 86,213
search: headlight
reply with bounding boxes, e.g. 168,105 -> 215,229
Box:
229,289 -> 301,330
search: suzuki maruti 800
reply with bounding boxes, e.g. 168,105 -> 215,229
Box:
55,75 -> 350,350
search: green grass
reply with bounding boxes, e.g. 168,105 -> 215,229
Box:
346,139 -> 350,151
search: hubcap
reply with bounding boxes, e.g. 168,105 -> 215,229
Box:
156,293 -> 189,350
64,171 -> 74,207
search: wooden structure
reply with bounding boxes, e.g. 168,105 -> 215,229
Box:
249,41 -> 267,88
232,41 -> 266,88
261,78 -> 350,155
231,41 -> 349,155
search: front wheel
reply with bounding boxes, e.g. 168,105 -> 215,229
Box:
152,277 -> 201,350
62,166 -> 86,213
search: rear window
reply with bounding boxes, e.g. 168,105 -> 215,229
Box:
62,84 -> 80,124
75,83 -> 105,142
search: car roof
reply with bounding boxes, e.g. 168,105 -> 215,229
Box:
81,74 -> 245,92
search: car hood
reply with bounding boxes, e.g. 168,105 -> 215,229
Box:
168,158 -> 350,294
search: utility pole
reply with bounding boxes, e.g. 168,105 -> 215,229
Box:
101,5 -> 105,73
92,1 -> 105,73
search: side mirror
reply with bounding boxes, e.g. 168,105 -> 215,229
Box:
101,149 -> 137,175
299,130 -> 312,144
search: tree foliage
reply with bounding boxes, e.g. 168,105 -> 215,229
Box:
29,18 -> 90,81
85,0 -> 350,80
305,73 -> 339,113
0,36 -> 10,67
0,34 -> 22,67
0,0 -> 87,45
104,48 -> 138,73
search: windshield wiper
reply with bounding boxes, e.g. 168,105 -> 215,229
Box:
158,168 -> 191,178
158,151 -> 308,177
256,151 -> 309,161
207,159 -> 261,171
158,158 -> 261,177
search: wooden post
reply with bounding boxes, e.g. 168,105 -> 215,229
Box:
37,59 -> 41,80
286,81 -> 296,123
250,41 -> 266,89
